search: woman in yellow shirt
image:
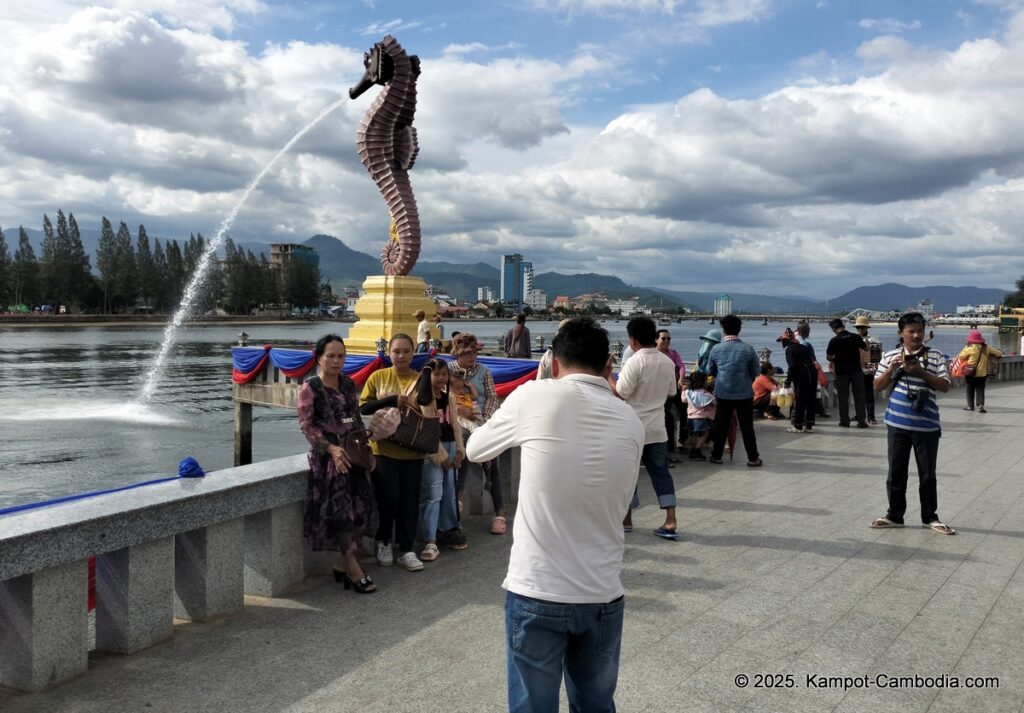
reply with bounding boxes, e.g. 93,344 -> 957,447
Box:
957,330 -> 1003,413
360,334 -> 430,571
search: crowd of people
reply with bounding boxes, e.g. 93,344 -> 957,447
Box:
297,310 -> 1000,710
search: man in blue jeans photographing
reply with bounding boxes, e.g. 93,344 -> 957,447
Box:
466,317 -> 644,712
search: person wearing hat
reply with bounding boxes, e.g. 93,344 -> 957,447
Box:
956,330 -> 1003,412
826,318 -> 869,428
449,333 -> 507,534
414,309 -> 431,353
854,316 -> 883,424
696,328 -> 722,374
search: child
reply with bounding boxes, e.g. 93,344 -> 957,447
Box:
451,372 -> 482,433
681,372 -> 717,460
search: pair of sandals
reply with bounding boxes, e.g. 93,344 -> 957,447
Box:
870,517 -> 956,535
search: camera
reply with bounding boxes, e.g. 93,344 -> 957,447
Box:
906,387 -> 929,412
903,354 -> 919,366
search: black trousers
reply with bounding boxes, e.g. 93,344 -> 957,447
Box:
964,375 -> 987,409
710,397 -> 759,463
791,378 -> 816,430
665,397 -> 686,449
885,426 -> 941,525
373,455 -> 424,552
863,373 -> 876,421
835,372 -> 867,425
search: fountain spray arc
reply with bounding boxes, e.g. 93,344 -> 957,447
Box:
139,96 -> 347,402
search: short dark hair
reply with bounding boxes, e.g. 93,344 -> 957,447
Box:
314,333 -> 345,359
719,314 -> 742,336
656,329 -> 671,340
829,318 -> 844,330
797,320 -> 810,337
761,362 -> 774,376
627,316 -> 657,347
898,312 -> 927,331
515,313 -> 526,324
689,371 -> 708,389
551,317 -> 610,374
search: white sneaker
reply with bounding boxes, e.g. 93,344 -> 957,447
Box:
396,551 -> 424,571
376,542 -> 393,567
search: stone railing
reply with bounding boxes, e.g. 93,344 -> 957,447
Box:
0,455 -> 309,692
0,444 -> 520,693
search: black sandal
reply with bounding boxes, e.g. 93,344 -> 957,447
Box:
339,572 -> 377,593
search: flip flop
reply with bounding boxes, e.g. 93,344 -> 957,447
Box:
747,458 -> 764,467
869,517 -> 904,529
924,521 -> 956,535
653,526 -> 679,540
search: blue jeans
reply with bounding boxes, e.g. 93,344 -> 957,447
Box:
420,440 -> 460,540
630,441 -> 676,509
505,591 -> 624,713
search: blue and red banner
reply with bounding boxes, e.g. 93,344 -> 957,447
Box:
231,347 -> 540,394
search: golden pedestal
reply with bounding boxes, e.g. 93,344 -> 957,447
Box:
346,275 -> 436,354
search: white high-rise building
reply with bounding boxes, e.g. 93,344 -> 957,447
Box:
713,294 -> 733,317
526,289 -> 547,311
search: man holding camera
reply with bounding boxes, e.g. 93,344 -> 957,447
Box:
869,312 -> 955,535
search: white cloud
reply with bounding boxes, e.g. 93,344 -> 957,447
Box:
858,17 -> 922,34
2,4 -> 1024,297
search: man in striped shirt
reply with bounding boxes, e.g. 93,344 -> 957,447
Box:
868,312 -> 955,535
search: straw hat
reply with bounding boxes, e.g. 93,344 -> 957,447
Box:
854,316 -> 871,328
967,330 -> 985,345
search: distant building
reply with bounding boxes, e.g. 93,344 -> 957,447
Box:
499,254 -> 532,307
525,289 -> 547,311
553,295 -> 571,310
917,299 -> 935,319
607,298 -> 639,315
269,243 -> 319,270
713,293 -> 733,316
956,304 -> 996,315
477,286 -> 495,303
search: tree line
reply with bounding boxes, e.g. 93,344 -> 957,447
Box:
0,212 -> 325,314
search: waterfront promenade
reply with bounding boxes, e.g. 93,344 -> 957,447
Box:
3,382 -> 1023,712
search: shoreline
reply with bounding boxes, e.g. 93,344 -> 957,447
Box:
0,315 -> 355,328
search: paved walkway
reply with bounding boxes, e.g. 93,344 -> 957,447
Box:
4,383 -> 1024,713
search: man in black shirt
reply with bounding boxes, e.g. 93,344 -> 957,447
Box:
826,318 -> 868,428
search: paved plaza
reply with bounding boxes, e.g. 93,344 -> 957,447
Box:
3,381 -> 1023,713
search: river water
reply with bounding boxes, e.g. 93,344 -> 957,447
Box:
0,319 -> 1014,509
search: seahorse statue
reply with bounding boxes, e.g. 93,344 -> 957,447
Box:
349,35 -> 421,276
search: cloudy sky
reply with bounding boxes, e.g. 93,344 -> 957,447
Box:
1,0 -> 1023,298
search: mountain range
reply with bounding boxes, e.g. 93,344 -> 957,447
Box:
8,227 -> 1009,313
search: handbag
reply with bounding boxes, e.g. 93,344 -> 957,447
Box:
314,377 -> 374,471
387,378 -> 441,454
988,354 -> 1001,381
948,356 -> 969,378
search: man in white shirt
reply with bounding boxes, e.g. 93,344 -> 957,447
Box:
466,318 -> 644,713
614,316 -> 681,539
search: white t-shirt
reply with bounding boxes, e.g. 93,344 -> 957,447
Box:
416,319 -> 431,344
466,375 -> 644,603
616,347 -> 678,444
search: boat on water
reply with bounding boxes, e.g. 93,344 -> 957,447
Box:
657,318 -> 671,325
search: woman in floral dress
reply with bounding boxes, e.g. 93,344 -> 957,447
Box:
297,334 -> 378,593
